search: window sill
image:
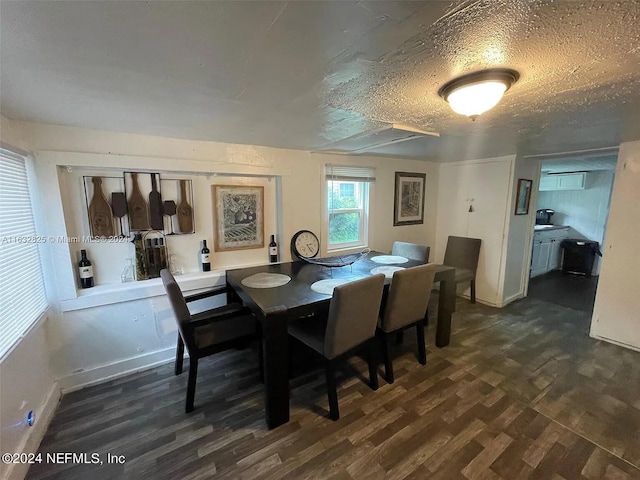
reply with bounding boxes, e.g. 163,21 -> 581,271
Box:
60,270 -> 227,312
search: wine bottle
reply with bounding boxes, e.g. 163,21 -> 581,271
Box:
78,249 -> 94,288
201,240 -> 211,272
269,235 -> 278,263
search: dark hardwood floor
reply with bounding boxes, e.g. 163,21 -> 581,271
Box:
528,270 -> 599,313
27,295 -> 640,479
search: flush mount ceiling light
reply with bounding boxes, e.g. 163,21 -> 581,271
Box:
438,68 -> 519,120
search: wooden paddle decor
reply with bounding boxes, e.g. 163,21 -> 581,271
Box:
89,177 -> 115,237
128,172 -> 150,231
148,174 -> 163,230
176,180 -> 194,233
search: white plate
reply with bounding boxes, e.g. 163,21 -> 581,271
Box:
310,278 -> 353,295
370,266 -> 405,278
241,273 -> 291,288
370,255 -> 409,264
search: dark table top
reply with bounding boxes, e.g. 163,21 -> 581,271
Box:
226,252 -> 453,319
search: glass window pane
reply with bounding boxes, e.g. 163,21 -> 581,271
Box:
328,181 -> 359,211
329,212 -> 361,244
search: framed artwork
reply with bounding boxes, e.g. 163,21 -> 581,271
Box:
213,185 -> 264,251
393,172 -> 426,226
515,178 -> 533,215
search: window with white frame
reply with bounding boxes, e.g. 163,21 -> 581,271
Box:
0,148 -> 48,359
325,165 -> 375,250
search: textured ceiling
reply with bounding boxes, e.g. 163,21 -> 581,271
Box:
1,0 -> 639,162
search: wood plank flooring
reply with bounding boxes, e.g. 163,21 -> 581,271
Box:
27,295 -> 640,479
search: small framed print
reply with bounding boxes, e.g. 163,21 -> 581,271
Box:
515,178 -> 533,215
393,172 -> 426,226
213,185 -> 264,251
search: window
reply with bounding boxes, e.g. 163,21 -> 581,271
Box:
325,165 -> 375,250
0,149 -> 48,358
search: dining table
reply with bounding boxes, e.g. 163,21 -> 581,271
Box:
225,251 -> 456,429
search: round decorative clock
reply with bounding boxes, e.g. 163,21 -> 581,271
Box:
291,230 -> 320,259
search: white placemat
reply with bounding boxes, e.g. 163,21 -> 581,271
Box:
241,273 -> 291,288
370,266 -> 405,278
310,279 -> 353,295
370,255 -> 409,264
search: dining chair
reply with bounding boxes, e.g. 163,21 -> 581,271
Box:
160,269 -> 259,413
378,264 -> 437,383
443,235 -> 482,303
391,241 -> 430,262
288,274 -> 385,420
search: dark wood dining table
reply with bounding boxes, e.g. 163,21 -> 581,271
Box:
225,251 -> 456,429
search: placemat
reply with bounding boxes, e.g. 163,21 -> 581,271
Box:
241,273 -> 291,288
370,255 -> 409,264
370,266 -> 405,278
310,278 -> 354,295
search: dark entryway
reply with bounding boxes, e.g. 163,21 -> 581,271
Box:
527,270 -> 598,313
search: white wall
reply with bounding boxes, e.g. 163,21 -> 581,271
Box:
0,317 -> 60,480
537,170 -> 614,274
15,119 -> 438,392
502,157 -> 540,303
0,116 -> 59,480
590,141 -> 640,351
435,155 -> 515,306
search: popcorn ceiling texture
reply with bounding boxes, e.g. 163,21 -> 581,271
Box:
1,0 -> 639,160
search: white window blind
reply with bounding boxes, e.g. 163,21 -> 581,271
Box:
324,164 -> 376,183
0,149 -> 48,359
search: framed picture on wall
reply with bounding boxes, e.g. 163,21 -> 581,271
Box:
213,185 -> 264,251
393,172 -> 426,226
515,178 -> 533,215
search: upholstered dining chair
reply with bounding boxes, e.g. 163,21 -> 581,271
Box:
160,269 -> 259,413
378,264 -> 437,383
288,274 -> 385,420
443,235 -> 482,303
391,241 -> 430,262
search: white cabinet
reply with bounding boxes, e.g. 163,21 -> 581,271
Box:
530,227 -> 569,277
539,173 -> 586,191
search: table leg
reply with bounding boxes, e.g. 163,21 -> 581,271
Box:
436,269 -> 456,348
261,310 -> 290,429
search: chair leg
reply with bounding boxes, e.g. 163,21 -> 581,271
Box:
325,360 -> 339,421
416,319 -> 427,366
382,332 -> 395,384
470,279 -> 476,304
259,337 -> 264,384
366,340 -> 379,391
175,335 -> 184,375
185,357 -> 198,413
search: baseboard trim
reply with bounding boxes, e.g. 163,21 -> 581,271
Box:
58,347 -> 176,394
590,334 -> 640,353
5,382 -> 61,480
500,292 -> 524,307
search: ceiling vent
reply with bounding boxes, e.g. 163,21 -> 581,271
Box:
314,124 -> 439,155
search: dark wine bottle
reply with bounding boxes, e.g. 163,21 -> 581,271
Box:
201,240 -> 211,272
269,235 -> 278,263
78,249 -> 94,288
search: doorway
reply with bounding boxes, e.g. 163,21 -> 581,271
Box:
526,151 -> 617,315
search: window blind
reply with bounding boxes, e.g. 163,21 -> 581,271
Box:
0,149 -> 48,359
324,164 -> 376,183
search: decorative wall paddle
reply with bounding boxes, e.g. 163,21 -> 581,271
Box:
111,192 -> 128,237
148,173 -> 163,230
177,180 -> 194,233
162,200 -> 177,235
88,177 -> 115,237
127,172 -> 150,231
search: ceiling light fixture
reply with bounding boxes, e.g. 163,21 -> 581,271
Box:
438,68 -> 519,120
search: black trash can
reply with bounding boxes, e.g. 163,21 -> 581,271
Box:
560,239 -> 601,276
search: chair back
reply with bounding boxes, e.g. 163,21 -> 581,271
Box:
381,264 -> 437,332
391,241 -> 430,262
443,236 -> 481,272
161,269 -> 192,347
324,274 -> 385,359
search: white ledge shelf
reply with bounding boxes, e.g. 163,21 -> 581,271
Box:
59,270 -> 227,312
